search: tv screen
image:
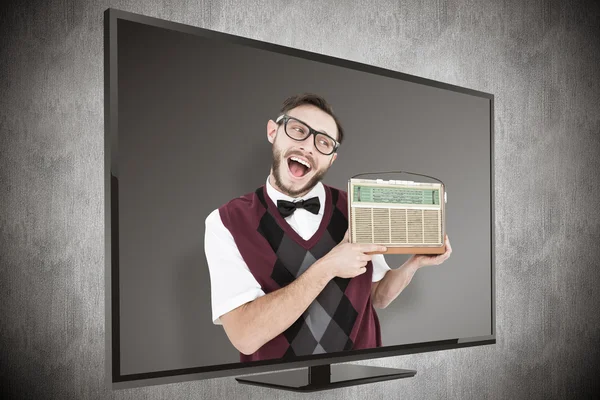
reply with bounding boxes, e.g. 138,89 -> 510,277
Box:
105,8 -> 495,390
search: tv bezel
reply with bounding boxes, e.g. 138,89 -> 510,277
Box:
104,7 -> 496,389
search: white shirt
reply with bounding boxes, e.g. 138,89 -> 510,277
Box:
204,178 -> 391,324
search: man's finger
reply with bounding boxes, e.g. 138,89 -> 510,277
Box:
359,244 -> 387,253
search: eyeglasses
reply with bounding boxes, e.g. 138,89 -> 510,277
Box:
275,115 -> 340,155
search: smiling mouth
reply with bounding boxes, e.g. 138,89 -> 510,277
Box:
287,156 -> 312,178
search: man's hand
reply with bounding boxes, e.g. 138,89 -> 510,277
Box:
408,234 -> 452,269
319,230 -> 387,279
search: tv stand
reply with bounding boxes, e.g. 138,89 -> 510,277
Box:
235,363 -> 416,392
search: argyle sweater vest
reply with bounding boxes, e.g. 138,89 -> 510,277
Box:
218,184 -> 382,363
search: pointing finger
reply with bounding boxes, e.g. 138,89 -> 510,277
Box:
360,244 -> 387,253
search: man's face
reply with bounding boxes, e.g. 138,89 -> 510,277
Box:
267,105 -> 338,198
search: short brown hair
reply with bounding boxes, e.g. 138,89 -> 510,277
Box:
278,93 -> 344,144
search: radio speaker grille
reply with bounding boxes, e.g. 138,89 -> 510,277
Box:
352,207 -> 441,245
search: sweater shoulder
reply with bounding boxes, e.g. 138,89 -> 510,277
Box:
218,189 -> 265,229
324,184 -> 348,214
324,183 -> 348,198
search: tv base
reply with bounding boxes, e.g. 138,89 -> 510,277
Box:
235,364 -> 416,392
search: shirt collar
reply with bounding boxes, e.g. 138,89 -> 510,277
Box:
265,176 -> 325,216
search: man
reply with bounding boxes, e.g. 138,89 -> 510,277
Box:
204,93 -> 452,363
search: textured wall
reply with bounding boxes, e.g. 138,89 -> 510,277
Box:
1,0 -> 599,399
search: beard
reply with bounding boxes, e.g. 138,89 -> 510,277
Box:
271,146 -> 329,198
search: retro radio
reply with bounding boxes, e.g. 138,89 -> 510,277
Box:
348,172 -> 447,255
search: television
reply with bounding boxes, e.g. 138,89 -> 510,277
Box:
104,8 -> 495,392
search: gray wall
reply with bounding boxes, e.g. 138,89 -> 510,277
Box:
1,0 -> 598,399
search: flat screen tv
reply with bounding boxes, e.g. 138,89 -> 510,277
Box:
104,8 -> 495,392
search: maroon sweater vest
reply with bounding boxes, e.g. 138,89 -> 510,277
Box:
219,184 -> 382,363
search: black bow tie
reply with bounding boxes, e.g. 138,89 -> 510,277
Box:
277,197 -> 320,218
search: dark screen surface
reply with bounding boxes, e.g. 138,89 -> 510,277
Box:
108,11 -> 493,382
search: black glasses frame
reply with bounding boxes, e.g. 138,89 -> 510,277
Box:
275,114 -> 340,155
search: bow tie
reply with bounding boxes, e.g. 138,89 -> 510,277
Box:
277,197 -> 320,218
